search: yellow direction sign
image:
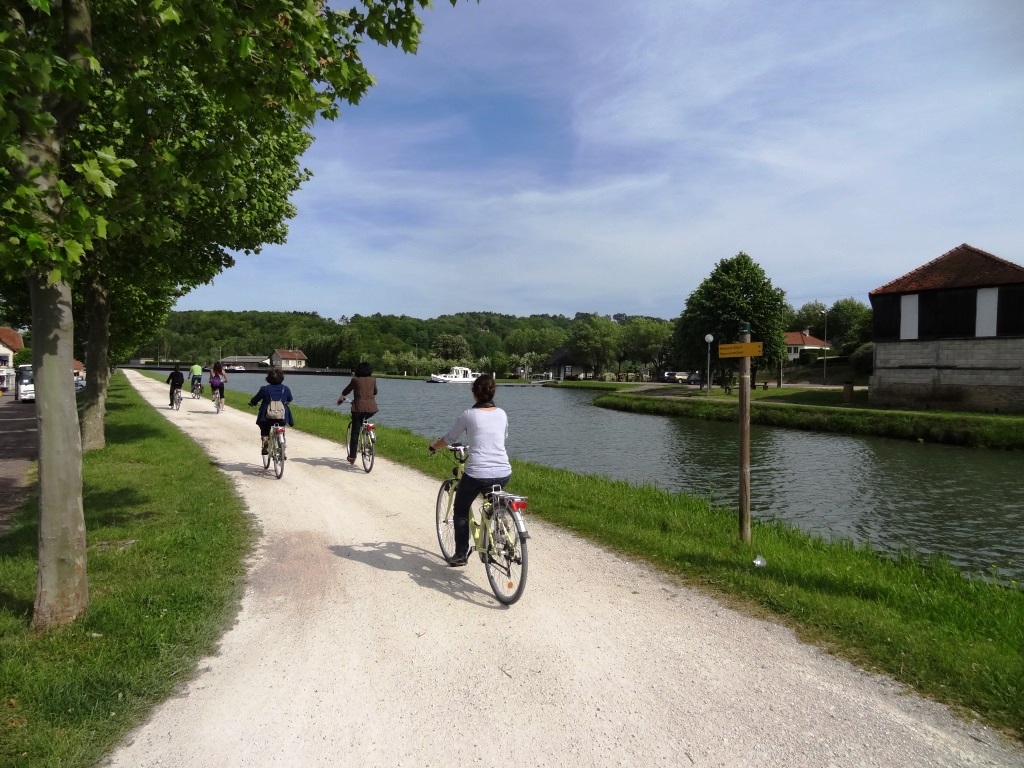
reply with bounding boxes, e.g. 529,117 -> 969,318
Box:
719,342 -> 763,358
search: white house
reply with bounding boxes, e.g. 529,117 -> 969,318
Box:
0,327 -> 24,392
784,330 -> 830,362
270,349 -> 307,369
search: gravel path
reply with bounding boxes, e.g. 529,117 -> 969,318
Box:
105,370 -> 1023,768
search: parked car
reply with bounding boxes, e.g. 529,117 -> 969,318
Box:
660,371 -> 678,383
74,378 -> 86,391
20,379 -> 35,402
686,372 -> 703,385
231,365 -> 246,371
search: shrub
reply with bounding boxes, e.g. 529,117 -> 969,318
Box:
850,342 -> 874,374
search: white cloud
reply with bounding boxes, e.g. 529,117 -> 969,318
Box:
177,0 -> 1024,320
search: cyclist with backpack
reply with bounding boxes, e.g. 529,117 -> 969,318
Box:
209,361 -> 228,402
248,368 -> 294,455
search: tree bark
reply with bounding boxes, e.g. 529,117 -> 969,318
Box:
30,269 -> 89,628
81,272 -> 111,451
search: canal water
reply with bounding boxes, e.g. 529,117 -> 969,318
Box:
200,371 -> 1023,582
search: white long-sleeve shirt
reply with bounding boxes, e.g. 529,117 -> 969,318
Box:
444,407 -> 512,478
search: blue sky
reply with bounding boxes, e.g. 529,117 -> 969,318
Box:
176,0 -> 1024,321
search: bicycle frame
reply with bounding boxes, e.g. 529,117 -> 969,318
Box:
439,447 -> 529,561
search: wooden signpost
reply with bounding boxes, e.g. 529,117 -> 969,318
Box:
719,324 -> 755,544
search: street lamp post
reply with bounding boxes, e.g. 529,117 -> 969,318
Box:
821,309 -> 828,386
704,334 -> 713,396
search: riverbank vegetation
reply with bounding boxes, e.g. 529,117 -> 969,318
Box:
4,377 -> 1020,767
595,391 -> 1024,449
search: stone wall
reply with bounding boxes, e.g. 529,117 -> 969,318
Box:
870,338 -> 1024,412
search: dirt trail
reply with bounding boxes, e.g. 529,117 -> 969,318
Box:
105,370 -> 1023,767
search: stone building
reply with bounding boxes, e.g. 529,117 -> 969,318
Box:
868,244 -> 1024,412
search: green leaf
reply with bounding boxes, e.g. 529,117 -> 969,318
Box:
64,240 -> 85,261
48,267 -> 62,285
239,36 -> 254,58
28,0 -> 51,12
158,5 -> 182,24
5,146 -> 28,166
95,216 -> 108,239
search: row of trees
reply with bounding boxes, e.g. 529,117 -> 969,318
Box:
136,271 -> 871,382
1,0 -> 471,629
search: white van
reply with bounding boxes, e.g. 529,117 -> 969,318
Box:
15,365 -> 33,401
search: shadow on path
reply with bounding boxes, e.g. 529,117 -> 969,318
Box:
330,541 -> 504,609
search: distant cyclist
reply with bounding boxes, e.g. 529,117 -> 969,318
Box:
166,365 -> 185,408
337,361 -> 378,465
209,361 -> 227,402
189,361 -> 203,394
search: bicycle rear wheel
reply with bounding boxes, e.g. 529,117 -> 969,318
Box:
214,392 -> 222,413
435,478 -> 457,561
173,390 -> 181,410
273,430 -> 285,479
360,426 -> 374,473
485,505 -> 528,604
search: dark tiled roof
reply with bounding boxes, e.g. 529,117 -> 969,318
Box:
870,244 -> 1024,296
0,327 -> 24,352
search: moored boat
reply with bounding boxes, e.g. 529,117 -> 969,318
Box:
429,366 -> 481,383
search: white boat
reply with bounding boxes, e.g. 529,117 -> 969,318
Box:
429,366 -> 481,383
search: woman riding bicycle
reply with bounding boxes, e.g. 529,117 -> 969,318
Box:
248,368 -> 293,455
429,374 -> 511,567
209,361 -> 227,402
337,361 -> 378,465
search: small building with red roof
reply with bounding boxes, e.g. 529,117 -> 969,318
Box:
784,330 -> 830,362
270,348 -> 307,370
868,244 -> 1024,412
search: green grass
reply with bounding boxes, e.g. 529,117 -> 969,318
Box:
5,372 -> 1023,764
543,379 -> 635,391
594,391 -> 1024,449
0,374 -> 254,768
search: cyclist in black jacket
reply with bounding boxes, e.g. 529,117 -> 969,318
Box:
166,365 -> 185,407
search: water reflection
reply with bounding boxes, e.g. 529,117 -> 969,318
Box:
192,371 -> 1024,581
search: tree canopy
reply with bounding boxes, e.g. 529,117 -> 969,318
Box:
673,252 -> 788,374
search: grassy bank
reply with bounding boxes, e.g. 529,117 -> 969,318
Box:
4,373 -> 1022,766
594,391 -> 1024,449
0,375 -> 255,768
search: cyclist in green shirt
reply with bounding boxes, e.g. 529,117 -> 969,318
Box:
189,362 -> 203,394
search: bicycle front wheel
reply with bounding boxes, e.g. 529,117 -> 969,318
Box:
360,426 -> 374,473
273,431 -> 285,479
435,478 -> 457,561
485,506 -> 528,604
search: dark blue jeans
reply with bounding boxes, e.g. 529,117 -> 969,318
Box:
348,412 -> 376,458
453,473 -> 511,558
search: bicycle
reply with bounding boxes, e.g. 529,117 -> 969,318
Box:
172,387 -> 182,410
212,388 -> 222,414
340,398 -> 376,473
262,421 -> 286,479
433,443 -> 529,604
191,378 -> 202,399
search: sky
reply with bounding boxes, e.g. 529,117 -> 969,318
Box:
175,0 -> 1024,322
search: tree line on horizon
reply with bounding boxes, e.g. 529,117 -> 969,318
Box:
138,254 -> 873,379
